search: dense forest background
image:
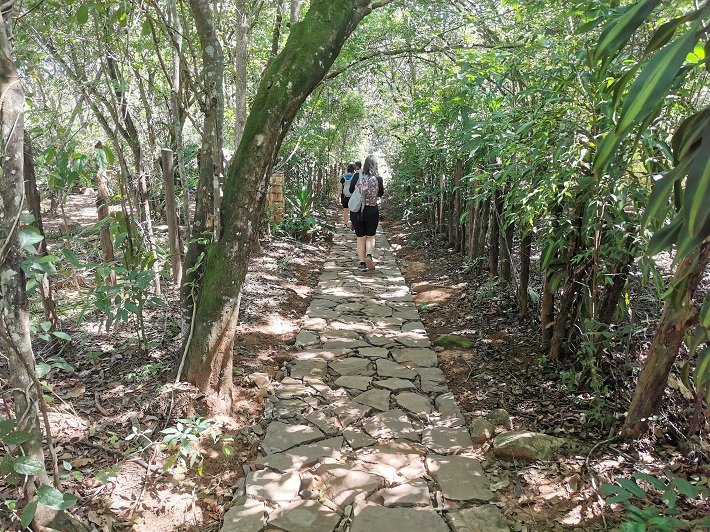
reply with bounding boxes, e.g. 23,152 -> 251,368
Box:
0,0 -> 707,530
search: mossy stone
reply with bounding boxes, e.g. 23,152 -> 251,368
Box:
434,334 -> 475,349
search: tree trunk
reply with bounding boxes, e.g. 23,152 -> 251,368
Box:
518,231 -> 532,317
162,149 -> 183,285
500,218 -> 514,282
234,0 -> 248,151
475,197 -> 490,270
106,56 -> 161,295
488,189 -> 501,277
0,14 -> 55,527
291,0 -> 303,23
167,0 -> 190,238
183,0 -> 386,412
24,131 -> 59,326
549,201 -> 585,359
624,241 -> 710,436
92,141 -> 117,285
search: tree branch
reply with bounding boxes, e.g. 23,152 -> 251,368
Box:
324,43 -> 520,81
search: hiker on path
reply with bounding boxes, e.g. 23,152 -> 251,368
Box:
339,163 -> 356,228
349,155 -> 384,271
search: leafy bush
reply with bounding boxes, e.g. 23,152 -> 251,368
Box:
601,471 -> 710,531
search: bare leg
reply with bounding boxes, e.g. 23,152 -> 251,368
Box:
357,236 -> 366,262
365,235 -> 376,256
342,208 -> 349,225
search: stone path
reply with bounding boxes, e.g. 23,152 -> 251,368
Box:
222,228 -> 509,532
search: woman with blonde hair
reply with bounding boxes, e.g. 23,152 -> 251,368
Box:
349,155 -> 384,271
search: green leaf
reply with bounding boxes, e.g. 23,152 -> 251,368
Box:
673,477 -> 700,499
36,485 -> 78,510
617,478 -> 645,498
683,119 -> 710,237
76,3 -> 90,25
648,214 -> 682,255
642,13 -> 698,58
13,457 -> 43,476
593,0 -> 661,63
141,19 -> 152,36
21,500 -> 38,529
4,430 -> 31,445
641,167 -> 683,229
592,130 -> 621,174
671,109 -> 709,164
62,248 -> 82,268
19,228 -> 44,250
0,418 -> 15,438
36,363 -> 52,379
633,472 -> 667,491
52,331 -> 71,341
617,31 -> 698,136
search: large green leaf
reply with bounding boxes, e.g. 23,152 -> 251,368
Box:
19,228 -> 44,250
648,215 -> 682,255
641,160 -> 689,228
671,108 -> 709,163
683,119 -> 710,237
592,130 -> 621,174
642,11 -> 700,58
593,0 -> 660,63
21,500 -> 38,529
616,31 -> 698,136
13,456 -> 43,476
36,485 -> 78,510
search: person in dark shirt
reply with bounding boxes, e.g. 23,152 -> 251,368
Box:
339,162 -> 355,227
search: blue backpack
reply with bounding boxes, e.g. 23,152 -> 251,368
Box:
342,173 -> 354,197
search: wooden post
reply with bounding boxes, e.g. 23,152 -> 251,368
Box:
268,171 -> 285,222
162,148 -> 183,286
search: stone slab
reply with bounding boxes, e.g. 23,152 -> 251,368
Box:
391,348 -> 438,368
353,388 -> 391,411
423,426 -> 473,454
330,357 -> 373,376
373,378 -> 416,391
377,359 -> 417,380
362,409 -> 420,442
261,422 -> 325,454
380,479 -> 431,507
245,470 -> 301,502
220,497 -> 266,532
396,392 -> 433,416
350,506 -> 450,532
257,437 -> 343,472
447,504 -> 511,532
268,500 -> 342,532
334,375 -> 372,391
426,455 -> 494,502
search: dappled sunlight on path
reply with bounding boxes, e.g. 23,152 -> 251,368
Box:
221,226 -> 508,531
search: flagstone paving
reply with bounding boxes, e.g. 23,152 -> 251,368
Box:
221,227 -> 509,532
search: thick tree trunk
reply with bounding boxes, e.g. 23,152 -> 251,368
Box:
0,15 -> 56,527
24,131 -> 59,326
518,231 -> 532,317
184,0 -> 385,412
624,242 -> 710,436
182,0 -> 226,335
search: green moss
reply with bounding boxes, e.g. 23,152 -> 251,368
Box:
434,334 -> 475,349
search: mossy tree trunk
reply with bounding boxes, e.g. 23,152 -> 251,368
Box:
183,0 -> 391,412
